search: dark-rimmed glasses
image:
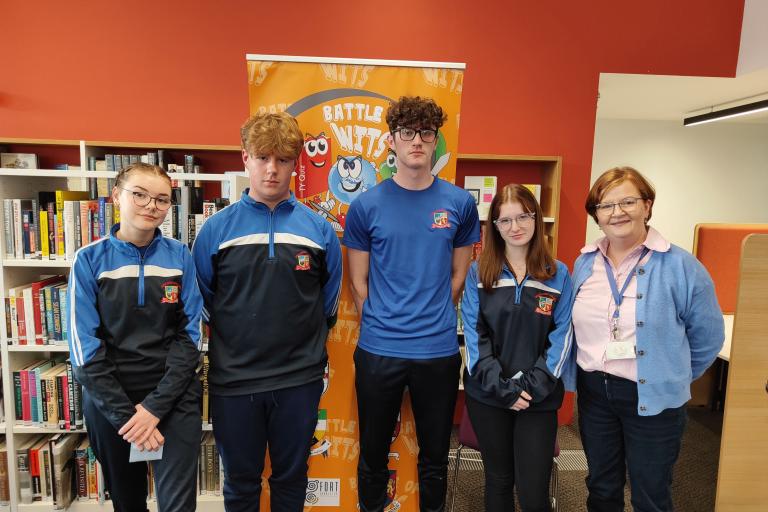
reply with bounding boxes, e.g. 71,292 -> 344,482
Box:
393,127 -> 438,143
119,187 -> 173,211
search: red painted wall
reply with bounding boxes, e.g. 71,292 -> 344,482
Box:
1,1 -> 744,264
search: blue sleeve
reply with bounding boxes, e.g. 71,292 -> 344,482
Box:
322,224 -> 343,328
191,219 -> 216,323
546,263 -> 575,377
461,263 -> 525,407
684,258 -> 725,380
141,246 -> 203,420
68,249 -> 135,430
454,193 -> 481,248
341,198 -> 370,252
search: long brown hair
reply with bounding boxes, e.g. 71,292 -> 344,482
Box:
478,184 -> 555,290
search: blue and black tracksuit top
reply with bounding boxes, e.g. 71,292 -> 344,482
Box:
462,260 -> 575,411
191,190 -> 343,396
68,224 -> 203,430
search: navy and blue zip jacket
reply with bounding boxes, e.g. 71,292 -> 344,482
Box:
68,224 -> 203,431
462,260 -> 574,411
191,190 -> 342,396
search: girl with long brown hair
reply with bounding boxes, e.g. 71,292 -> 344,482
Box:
461,184 -> 574,512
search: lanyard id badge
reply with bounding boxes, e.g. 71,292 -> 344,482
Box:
603,247 -> 649,360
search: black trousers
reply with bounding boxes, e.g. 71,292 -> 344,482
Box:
211,379 -> 323,512
83,381 -> 202,512
354,347 -> 461,512
465,394 -> 557,512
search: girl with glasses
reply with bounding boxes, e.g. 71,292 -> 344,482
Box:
68,163 -> 203,512
461,184 -> 574,512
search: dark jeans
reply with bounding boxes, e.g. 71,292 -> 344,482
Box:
83,382 -> 202,512
211,379 -> 323,512
354,347 -> 461,512
465,394 -> 557,512
577,368 -> 687,512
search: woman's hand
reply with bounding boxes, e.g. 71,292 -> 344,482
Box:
511,390 -> 533,411
118,404 -> 161,446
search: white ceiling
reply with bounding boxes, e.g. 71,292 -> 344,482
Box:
597,68 -> 768,124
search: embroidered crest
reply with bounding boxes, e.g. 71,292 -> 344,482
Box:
295,251 -> 311,271
161,281 -> 180,304
534,293 -> 556,316
431,209 -> 450,229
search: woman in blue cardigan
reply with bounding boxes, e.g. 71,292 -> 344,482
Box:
569,167 -> 724,512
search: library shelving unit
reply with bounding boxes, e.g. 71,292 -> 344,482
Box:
0,138 -> 247,511
456,153 -> 562,256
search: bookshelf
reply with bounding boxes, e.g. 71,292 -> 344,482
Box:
456,153 -> 562,256
0,138 -> 246,511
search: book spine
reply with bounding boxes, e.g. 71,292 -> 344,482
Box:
47,202 -> 56,260
59,286 -> 68,342
12,199 -> 23,259
12,370 -> 23,420
40,209 -> 50,258
56,375 -> 65,429
75,448 -> 87,499
3,199 -> 14,258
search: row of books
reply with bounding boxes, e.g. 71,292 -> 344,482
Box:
13,433 -> 93,508
5,275 -> 69,345
3,186 -> 228,261
2,192 -> 111,261
13,358 -> 84,430
1,432 -> 230,507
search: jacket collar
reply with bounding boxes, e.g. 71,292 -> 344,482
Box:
240,189 -> 297,211
580,225 -> 671,255
108,223 -> 162,257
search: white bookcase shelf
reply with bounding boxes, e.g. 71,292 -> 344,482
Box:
0,137 -> 245,511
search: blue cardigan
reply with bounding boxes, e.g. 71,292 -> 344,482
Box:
563,243 -> 725,416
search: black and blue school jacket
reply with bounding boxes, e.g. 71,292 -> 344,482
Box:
191,191 -> 342,396
462,260 -> 574,411
68,225 -> 203,431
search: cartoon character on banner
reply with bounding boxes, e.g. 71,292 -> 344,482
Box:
296,133 -> 332,199
385,469 -> 401,511
310,409 -> 331,457
322,362 -> 330,394
328,155 -> 377,205
430,131 -> 450,177
379,150 -> 398,180
306,191 -> 345,233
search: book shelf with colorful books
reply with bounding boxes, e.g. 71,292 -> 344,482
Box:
1,138 -> 247,511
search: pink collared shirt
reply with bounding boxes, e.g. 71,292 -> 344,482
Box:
572,227 -> 671,381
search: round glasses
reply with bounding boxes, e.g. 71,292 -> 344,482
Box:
120,187 -> 173,211
594,196 -> 644,217
394,127 -> 438,143
493,213 -> 536,230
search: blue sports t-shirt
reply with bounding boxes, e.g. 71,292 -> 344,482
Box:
343,177 -> 480,358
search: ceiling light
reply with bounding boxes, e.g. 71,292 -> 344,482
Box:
684,98 -> 768,127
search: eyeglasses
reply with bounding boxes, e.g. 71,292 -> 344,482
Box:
594,196 -> 644,216
393,127 -> 438,143
493,213 -> 536,230
120,187 -> 173,211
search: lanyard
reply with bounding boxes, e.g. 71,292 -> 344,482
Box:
602,247 -> 650,339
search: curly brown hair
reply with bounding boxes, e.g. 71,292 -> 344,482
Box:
385,96 -> 447,133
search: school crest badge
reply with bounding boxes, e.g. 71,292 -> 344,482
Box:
534,293 -> 556,316
431,209 -> 450,229
161,281 -> 180,304
295,251 -> 311,271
